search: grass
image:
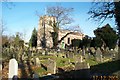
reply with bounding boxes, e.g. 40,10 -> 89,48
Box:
33,67 -> 47,76
86,59 -> 98,66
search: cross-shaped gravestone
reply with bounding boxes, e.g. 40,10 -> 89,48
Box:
8,58 -> 18,80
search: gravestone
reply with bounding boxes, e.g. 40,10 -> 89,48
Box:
74,62 -> 90,79
0,59 -> 2,80
69,53 -> 74,58
75,62 -> 90,70
95,48 -> 103,62
21,54 -> 25,61
33,73 -> 39,80
82,48 -> 86,56
90,47 -> 96,54
47,59 -> 56,74
61,41 -> 65,49
42,51 -> 45,55
0,59 -> 2,71
114,45 -> 118,53
75,56 -> 83,63
34,58 -> 40,67
8,58 -> 18,80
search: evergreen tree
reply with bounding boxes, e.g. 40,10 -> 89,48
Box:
94,24 -> 118,49
29,28 -> 37,47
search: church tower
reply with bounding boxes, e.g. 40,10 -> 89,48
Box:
37,15 -> 56,48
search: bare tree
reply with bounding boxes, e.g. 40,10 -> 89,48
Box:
88,1 -> 120,43
46,5 -> 74,48
2,0 -> 15,9
0,20 -> 6,35
88,1 -> 120,59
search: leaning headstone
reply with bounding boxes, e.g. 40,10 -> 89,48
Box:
8,58 -> 18,80
95,48 -> 103,62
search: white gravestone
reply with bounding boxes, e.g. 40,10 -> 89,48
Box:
8,58 -> 18,80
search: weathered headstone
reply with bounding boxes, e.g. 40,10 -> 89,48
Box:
21,54 -> 24,61
75,62 -> 90,70
95,48 -> 103,62
42,51 -> 45,55
90,47 -> 96,54
34,58 -> 40,67
0,59 -> 2,71
8,58 -> 18,80
33,73 -> 39,80
47,59 -> 56,74
82,48 -> 86,56
0,59 -> 2,80
75,56 -> 83,63
74,62 -> 90,79
69,53 -> 74,58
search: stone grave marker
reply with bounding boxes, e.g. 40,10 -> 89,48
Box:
74,62 -> 90,79
69,52 -> 74,58
47,59 -> 56,74
34,57 -> 40,67
114,45 -> 118,53
75,56 -> 83,63
21,54 -> 24,61
90,47 -> 96,54
42,50 -> 45,55
8,58 -> 18,80
33,73 -> 39,80
82,48 -> 86,56
75,62 -> 90,70
0,59 -> 2,80
0,59 -> 2,71
95,48 -> 103,62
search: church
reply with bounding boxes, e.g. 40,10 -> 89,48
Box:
37,15 -> 85,49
